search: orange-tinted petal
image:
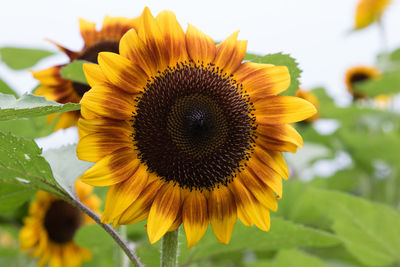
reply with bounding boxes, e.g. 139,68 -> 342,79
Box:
257,124 -> 303,153
98,52 -> 147,94
235,62 -> 290,100
156,11 -> 188,65
253,146 -> 289,180
83,63 -> 108,87
80,84 -> 135,120
80,147 -> 140,186
102,164 -> 148,223
186,24 -> 216,64
182,190 -> 208,248
208,186 -> 237,244
230,179 -> 270,231
213,31 -> 247,75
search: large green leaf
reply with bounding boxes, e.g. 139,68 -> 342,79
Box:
0,184 -> 34,212
0,79 -> 18,97
269,249 -> 327,267
60,60 -> 88,85
0,47 -> 54,70
249,53 -> 301,96
0,93 -> 80,121
298,187 -> 400,266
0,131 -> 63,196
0,116 -> 55,139
42,144 -> 93,199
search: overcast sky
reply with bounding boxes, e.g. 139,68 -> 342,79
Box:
1,0 -> 400,104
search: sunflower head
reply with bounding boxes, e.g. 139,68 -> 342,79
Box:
32,16 -> 139,131
295,89 -> 319,123
345,65 -> 380,100
19,180 -> 100,266
78,7 -> 316,248
354,0 -> 392,30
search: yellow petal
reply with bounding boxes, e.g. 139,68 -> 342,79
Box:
235,62 -> 290,100
247,158 -> 283,199
186,24 -> 216,64
255,95 -> 317,125
77,117 -> 132,139
83,63 -> 108,87
77,131 -> 133,162
147,183 -> 181,244
80,84 -> 135,120
230,179 -> 270,231
117,179 -> 163,225
257,124 -> 303,153
239,169 -> 277,211
98,52 -> 147,94
79,18 -> 97,46
156,10 -> 188,65
213,31 -> 247,75
253,147 -> 289,180
182,190 -> 208,248
208,186 -> 237,244
80,147 -> 140,186
102,164 -> 148,223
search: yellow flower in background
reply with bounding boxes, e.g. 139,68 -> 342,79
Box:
354,0 -> 392,30
295,89 -> 319,123
345,66 -> 380,100
32,16 -> 139,131
77,7 -> 316,248
19,180 -> 100,267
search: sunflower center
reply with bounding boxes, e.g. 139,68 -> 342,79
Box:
43,200 -> 83,244
133,63 -> 256,190
72,40 -> 119,97
350,73 -> 370,85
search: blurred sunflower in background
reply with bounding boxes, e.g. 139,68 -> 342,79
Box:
354,0 -> 392,30
295,89 -> 319,123
345,65 -> 380,100
19,180 -> 100,267
32,16 -> 139,131
77,7 -> 316,248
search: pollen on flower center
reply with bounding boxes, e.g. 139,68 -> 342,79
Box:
133,62 -> 256,190
73,40 -> 120,97
43,200 -> 83,244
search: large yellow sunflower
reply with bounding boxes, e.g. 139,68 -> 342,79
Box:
295,89 -> 319,123
354,0 -> 392,30
19,180 -> 101,267
345,65 -> 380,100
78,7 -> 316,248
33,16 -> 139,131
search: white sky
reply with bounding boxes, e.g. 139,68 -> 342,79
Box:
1,0 -> 400,104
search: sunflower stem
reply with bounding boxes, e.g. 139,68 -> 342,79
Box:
160,229 -> 179,267
62,195 -> 143,267
115,225 -> 128,267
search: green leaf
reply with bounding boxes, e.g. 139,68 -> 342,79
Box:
0,93 -> 80,121
307,188 -> 400,266
75,224 -> 115,267
0,116 -> 55,139
0,47 -> 54,70
0,79 -> 18,97
0,131 -> 63,196
273,249 -> 327,267
355,70 -> 400,97
0,184 -> 34,212
250,53 -> 301,96
60,60 -> 88,85
42,144 -> 93,199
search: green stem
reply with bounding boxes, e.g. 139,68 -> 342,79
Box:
161,229 -> 179,267
115,225 -> 128,267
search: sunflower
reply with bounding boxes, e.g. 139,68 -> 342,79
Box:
32,16 -> 139,131
354,0 -> 392,30
295,89 -> 319,123
77,7 -> 316,248
19,180 -> 101,267
345,66 -> 380,100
